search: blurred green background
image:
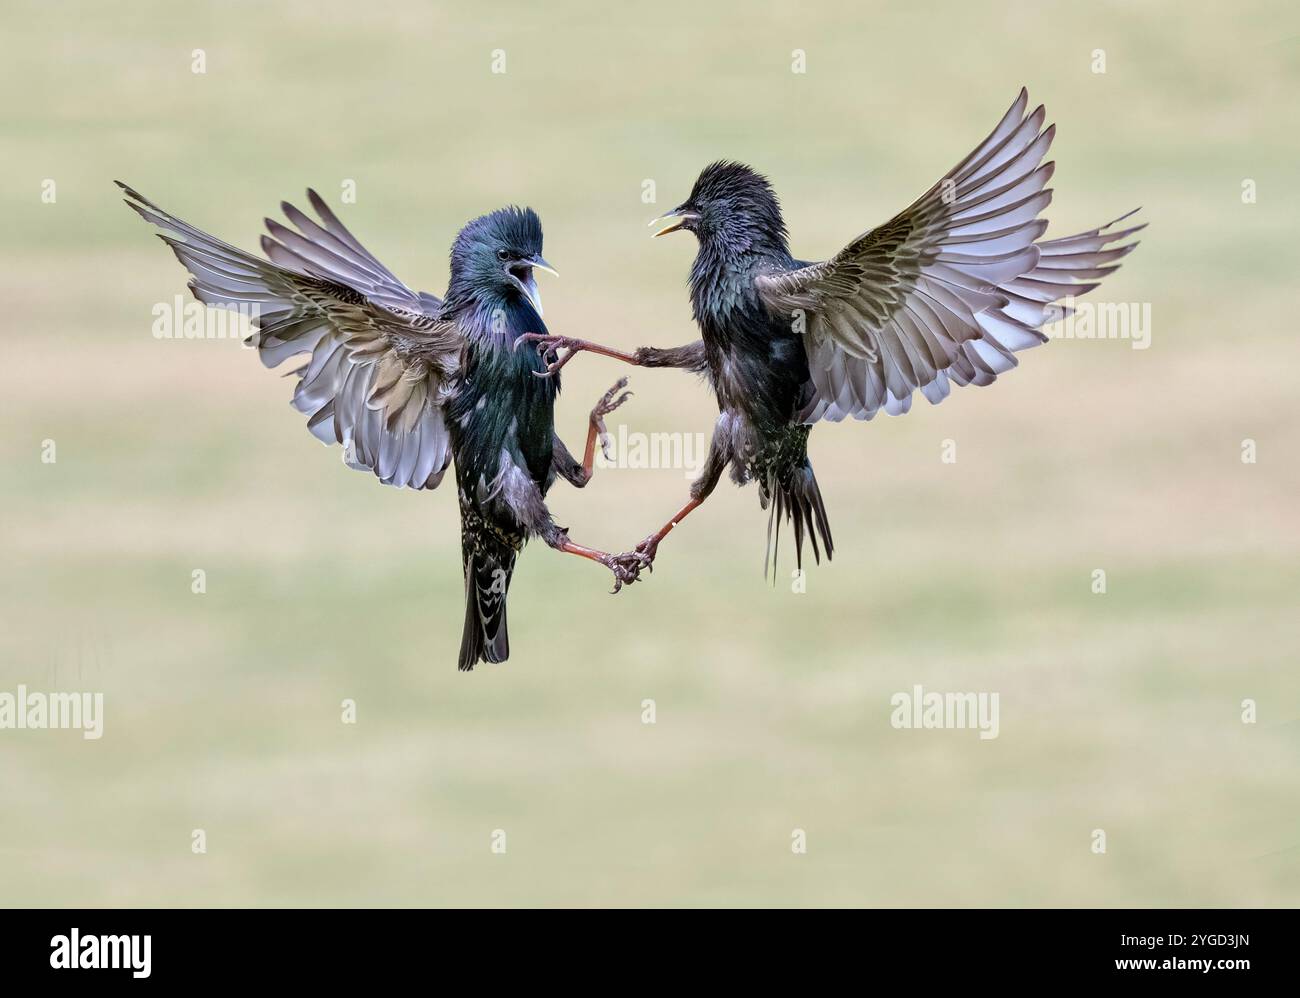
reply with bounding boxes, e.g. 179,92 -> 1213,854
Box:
2,0 -> 1297,907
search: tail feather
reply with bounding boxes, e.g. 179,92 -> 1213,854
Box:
763,462 -> 834,580
458,546 -> 515,671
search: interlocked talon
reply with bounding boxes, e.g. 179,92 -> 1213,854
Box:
604,552 -> 648,594
516,332 -> 641,378
554,538 -> 646,594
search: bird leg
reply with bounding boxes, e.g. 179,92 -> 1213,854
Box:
517,333 -> 639,376
517,334 -> 707,378
552,377 -> 634,488
514,477 -> 647,593
547,530 -> 648,594
633,496 -> 705,568
582,377 -> 633,479
629,414 -> 730,572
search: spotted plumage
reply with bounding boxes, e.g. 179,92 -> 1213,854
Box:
121,185 -> 643,670
524,89 -> 1142,577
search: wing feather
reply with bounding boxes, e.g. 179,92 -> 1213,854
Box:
119,182 -> 460,489
753,90 -> 1142,421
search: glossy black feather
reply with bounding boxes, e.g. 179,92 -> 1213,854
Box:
442,207 -> 557,670
672,163 -> 832,573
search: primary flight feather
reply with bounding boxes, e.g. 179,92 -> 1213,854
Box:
521,89 -> 1143,576
120,183 -> 643,669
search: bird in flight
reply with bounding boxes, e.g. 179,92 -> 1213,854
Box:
120,183 -> 644,670
520,89 -> 1143,576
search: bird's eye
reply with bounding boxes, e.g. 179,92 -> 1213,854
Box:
496,249 -> 510,261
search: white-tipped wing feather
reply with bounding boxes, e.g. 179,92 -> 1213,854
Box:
120,183 -> 462,489
754,89 -> 1143,422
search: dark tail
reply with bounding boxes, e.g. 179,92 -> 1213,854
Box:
458,543 -> 516,671
763,460 -> 834,580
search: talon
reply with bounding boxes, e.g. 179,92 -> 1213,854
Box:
592,378 -> 634,418
602,551 -> 649,592
602,390 -> 633,413
517,332 -> 580,377
630,536 -> 660,575
515,331 -> 550,352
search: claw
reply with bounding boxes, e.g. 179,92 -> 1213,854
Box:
518,332 -> 581,377
603,550 -> 649,593
592,379 -> 631,415
591,377 -> 634,460
593,386 -> 633,418
631,536 -> 660,575
531,353 -> 576,378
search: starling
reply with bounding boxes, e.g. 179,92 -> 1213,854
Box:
521,89 -> 1143,576
119,183 -> 644,669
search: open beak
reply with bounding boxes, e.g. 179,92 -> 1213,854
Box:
516,254 -> 556,316
648,207 -> 699,238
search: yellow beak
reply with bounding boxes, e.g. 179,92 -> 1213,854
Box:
648,210 -> 699,238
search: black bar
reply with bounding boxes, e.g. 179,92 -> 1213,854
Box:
0,909 -> 1281,985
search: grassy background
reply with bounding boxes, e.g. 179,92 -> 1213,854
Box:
1,0 -> 1297,906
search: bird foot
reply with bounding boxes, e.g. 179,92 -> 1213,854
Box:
517,332 -> 584,377
631,535 -> 660,575
603,550 -> 651,594
591,377 -> 633,459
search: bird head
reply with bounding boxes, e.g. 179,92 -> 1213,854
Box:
649,161 -> 788,253
448,206 -> 556,316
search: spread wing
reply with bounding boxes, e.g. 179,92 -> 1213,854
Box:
120,183 -> 461,488
754,89 -> 1143,422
